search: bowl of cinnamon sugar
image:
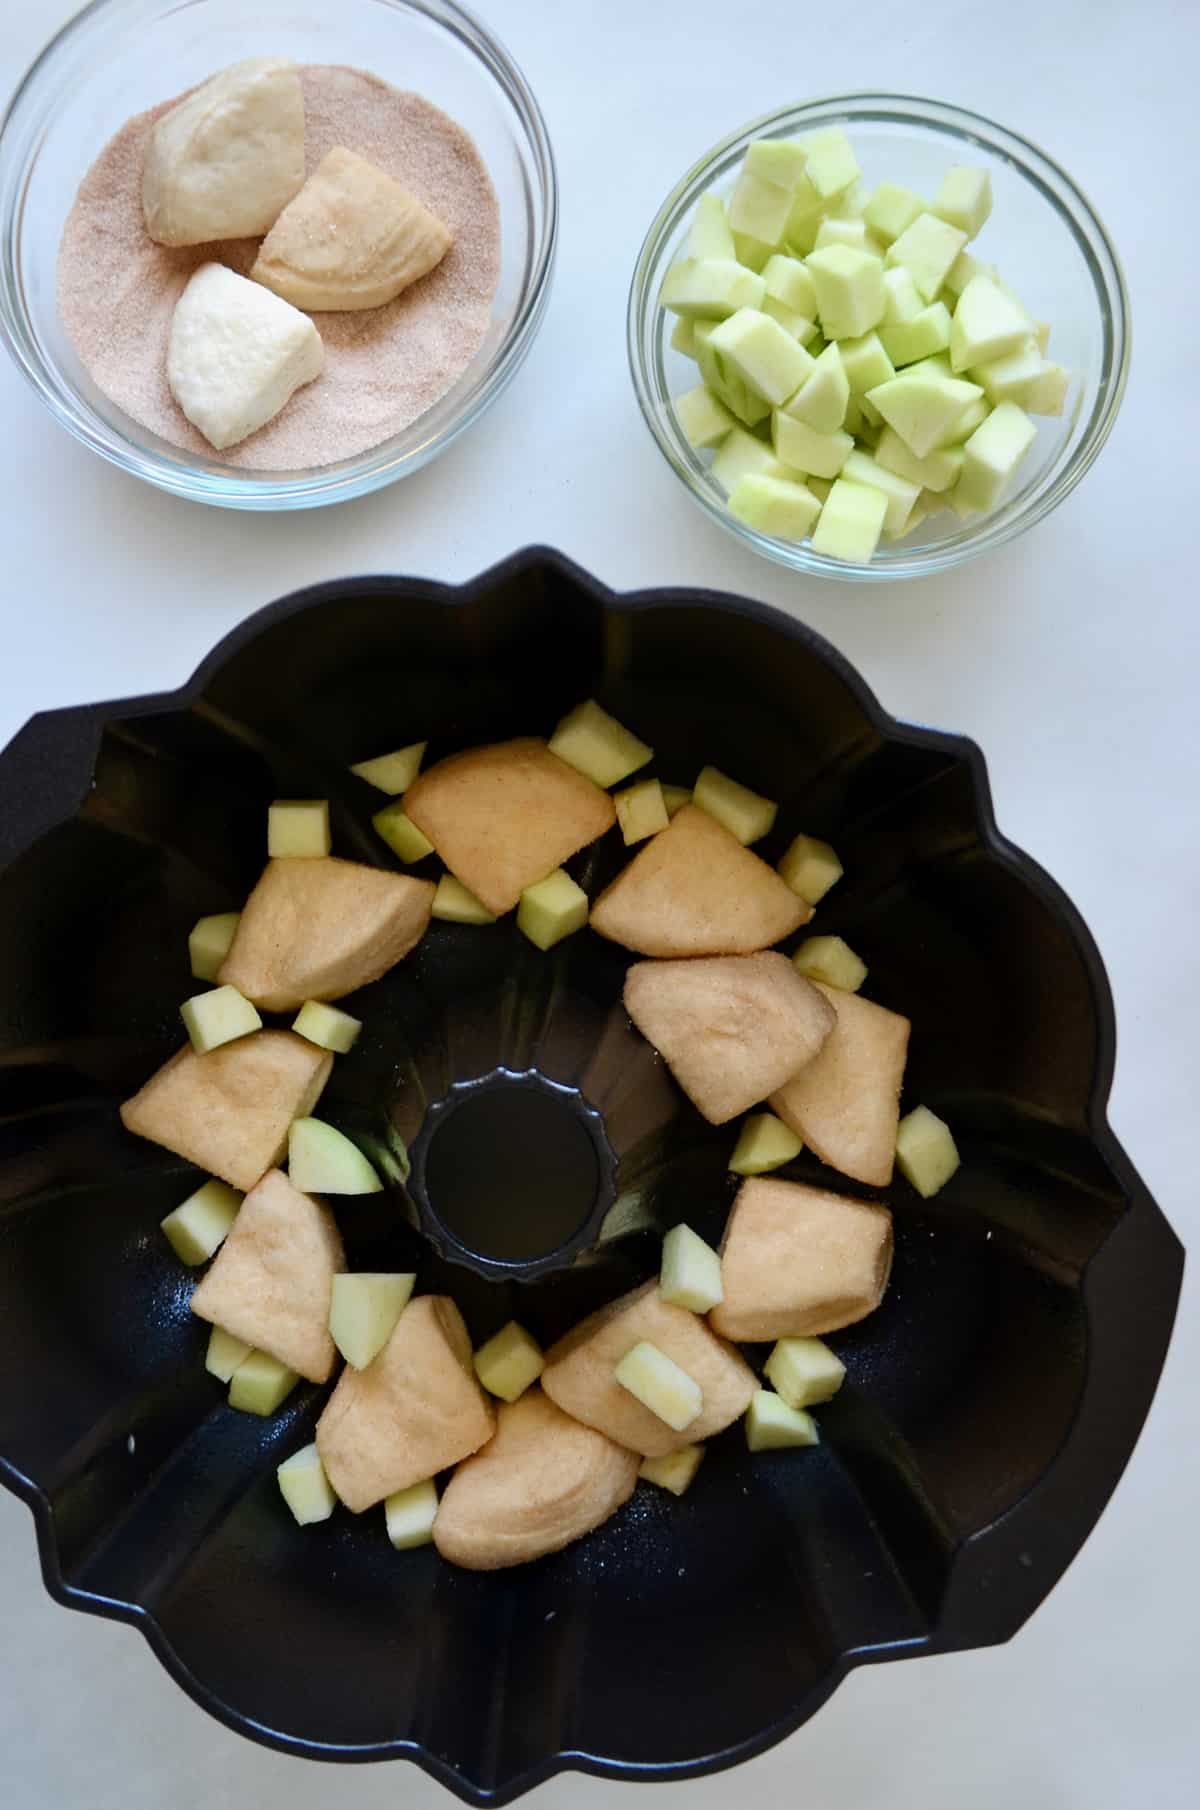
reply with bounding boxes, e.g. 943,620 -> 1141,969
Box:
0,0 -> 557,509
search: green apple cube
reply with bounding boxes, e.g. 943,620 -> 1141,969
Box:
814,217 -> 871,255
675,383 -> 736,449
956,401 -> 1036,510
687,192 -> 736,261
782,197 -> 823,255
639,1444 -> 706,1497
881,265 -> 924,325
907,351 -> 952,379
896,1103 -> 961,1197
728,1111 -> 803,1176
784,342 -> 850,433
864,181 -> 924,245
885,491 -> 932,540
518,868 -> 589,950
551,698 -> 653,788
205,1323 -> 253,1382
692,765 -> 777,843
778,830 -> 842,902
950,275 -> 1031,372
942,248 -> 996,298
229,1349 -> 299,1417
802,128 -> 859,200
732,230 -> 774,272
839,331 -> 895,395
763,253 -> 817,318
773,411 -> 853,479
811,478 -> 888,562
661,784 -> 692,818
860,395 -> 883,428
934,166 -> 992,240
180,985 -> 262,1055
729,473 -> 822,545
762,296 -> 813,340
349,741 -> 426,796
745,138 -> 810,189
712,426 -> 790,494
843,397 -> 866,438
880,301 -> 952,368
866,372 -> 984,457
615,778 -> 670,845
886,212 -> 967,302
948,486 -> 982,520
729,169 -> 794,246
840,450 -> 919,536
939,395 -> 990,446
694,322 -> 773,427
660,258 -> 766,320
670,316 -> 698,359
806,475 -> 832,503
1025,361 -> 1070,416
161,1178 -> 241,1266
971,338 -> 1044,406
188,912 -> 241,983
792,933 -> 868,992
385,1477 -> 438,1550
660,1222 -> 723,1313
288,1117 -> 383,1194
292,1000 -> 362,1055
473,1320 -> 545,1401
875,426 -> 965,493
764,1337 -> 846,1410
277,1442 -> 337,1525
829,178 -> 868,220
614,1341 -> 703,1432
329,1272 -> 414,1368
745,1389 -> 819,1451
268,800 -> 331,858
372,804 -> 434,863
709,309 -> 814,405
806,245 -> 886,340
432,874 -> 497,924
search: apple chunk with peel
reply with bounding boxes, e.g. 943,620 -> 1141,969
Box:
614,779 -> 669,846
541,1278 -> 755,1458
161,1178 -> 242,1266
292,1000 -> 361,1055
792,934 -> 868,992
745,1390 -> 819,1451
405,737 -> 615,917
317,1296 -> 495,1513
729,1112 -> 803,1176
708,308 -> 815,406
350,741 -> 426,796
433,1390 -> 639,1571
771,981 -> 910,1187
591,804 -> 808,958
218,857 -> 434,1013
764,1336 -> 846,1409
189,912 -> 240,982
289,1118 -> 382,1195
517,869 -> 589,950
896,1104 -> 961,1197
180,985 -> 261,1054
660,1223 -> 723,1314
330,1273 -> 415,1369
386,1479 -> 438,1550
473,1321 -> 545,1402
692,765 -> 777,843
120,1031 -> 333,1192
277,1443 -> 337,1526
229,1350 -> 299,1417
372,806 -> 434,863
615,1342 -> 702,1433
623,951 -> 835,1125
639,1444 -> 705,1496
189,1167 -> 344,1382
710,1178 -> 893,1341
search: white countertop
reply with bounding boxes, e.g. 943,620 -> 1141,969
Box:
0,1 -> 1195,1806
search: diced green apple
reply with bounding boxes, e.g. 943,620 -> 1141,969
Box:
895,1103 -> 961,1197
810,478 -> 888,562
763,253 -> 817,318
764,1337 -> 846,1409
615,778 -> 670,845
709,309 -> 814,406
732,230 -> 774,272
712,426 -> 791,493
277,1442 -> 338,1524
772,411 -> 853,479
745,138 -> 810,189
864,181 -> 924,245
660,258 -> 766,320
692,765 -> 777,843
1025,361 -> 1070,416
880,301 -> 952,368
933,166 -> 992,240
971,337 -> 1045,406
762,296 -> 814,340
670,316 -> 697,359
728,1111 -> 804,1176
268,800 -> 331,858
205,1323 -> 253,1382
729,473 -> 821,543
687,192 -> 736,261
814,217 -> 874,255
784,342 -> 850,433
802,128 -> 859,200
292,999 -> 362,1055
288,1116 -> 383,1194
838,331 -> 895,395
161,1178 -> 242,1265
660,784 -> 692,818
792,933 -> 868,992
385,1477 -> 438,1550
881,265 -> 924,325
639,1443 -> 706,1496
517,868 -> 589,950
949,275 -> 1031,372
886,212 -> 967,302
866,371 -> 984,457
189,912 -> 241,983
840,450 -> 919,536
614,1341 -> 703,1432
432,874 -> 497,924
675,383 -> 736,449
372,804 -> 434,863
938,394 -> 990,446
745,1388 -> 819,1451
694,321 -> 773,426
777,831 -> 842,903
659,1223 -> 724,1314
729,168 -> 794,246
942,248 -> 995,298
874,426 -> 964,493
349,742 -> 426,796
549,699 -> 652,787
806,245 -> 886,340
473,1320 -> 545,1401
229,1349 -> 299,1416
329,1272 -> 414,1368
180,985 -> 262,1054
955,401 -> 1036,510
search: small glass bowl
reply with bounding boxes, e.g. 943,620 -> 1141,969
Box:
628,93 -> 1129,582
0,0 -> 556,510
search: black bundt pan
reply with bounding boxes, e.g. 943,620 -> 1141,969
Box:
0,549 -> 1182,1802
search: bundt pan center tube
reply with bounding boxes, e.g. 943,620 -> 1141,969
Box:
0,549 -> 1182,1803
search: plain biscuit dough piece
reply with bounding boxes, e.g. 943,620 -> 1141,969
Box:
541,1279 -> 756,1458
403,738 -> 616,918
623,951 -> 836,1124
167,263 -> 324,451
771,981 -> 911,1186
119,1031 -> 333,1192
189,1169 -> 343,1382
710,1177 -> 893,1341
142,57 -> 305,246
218,857 -> 435,1012
433,1390 -> 639,1570
316,1296 -> 495,1513
251,146 -> 453,311
590,805 -> 809,958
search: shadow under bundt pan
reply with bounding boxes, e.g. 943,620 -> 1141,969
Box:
0,551 -> 1182,1801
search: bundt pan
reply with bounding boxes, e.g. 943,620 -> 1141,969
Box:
0,550 -> 1182,1801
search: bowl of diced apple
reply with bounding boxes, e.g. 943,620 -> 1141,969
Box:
628,93 -> 1129,577
0,551 -> 1179,1800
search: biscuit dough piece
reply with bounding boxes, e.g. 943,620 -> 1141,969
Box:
218,857 -> 434,1012
709,1177 -> 893,1341
251,147 -> 452,310
167,263 -> 323,451
190,1169 -> 344,1382
120,1031 -> 333,1192
771,982 -> 910,1186
433,1390 -> 639,1570
317,1297 -> 495,1513
143,57 -> 306,247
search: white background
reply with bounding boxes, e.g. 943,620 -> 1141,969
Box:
1,1 -> 1197,1806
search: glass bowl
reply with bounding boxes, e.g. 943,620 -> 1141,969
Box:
628,93 -> 1129,581
0,0 -> 556,510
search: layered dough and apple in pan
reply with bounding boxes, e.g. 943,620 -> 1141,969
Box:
122,699 -> 962,1570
